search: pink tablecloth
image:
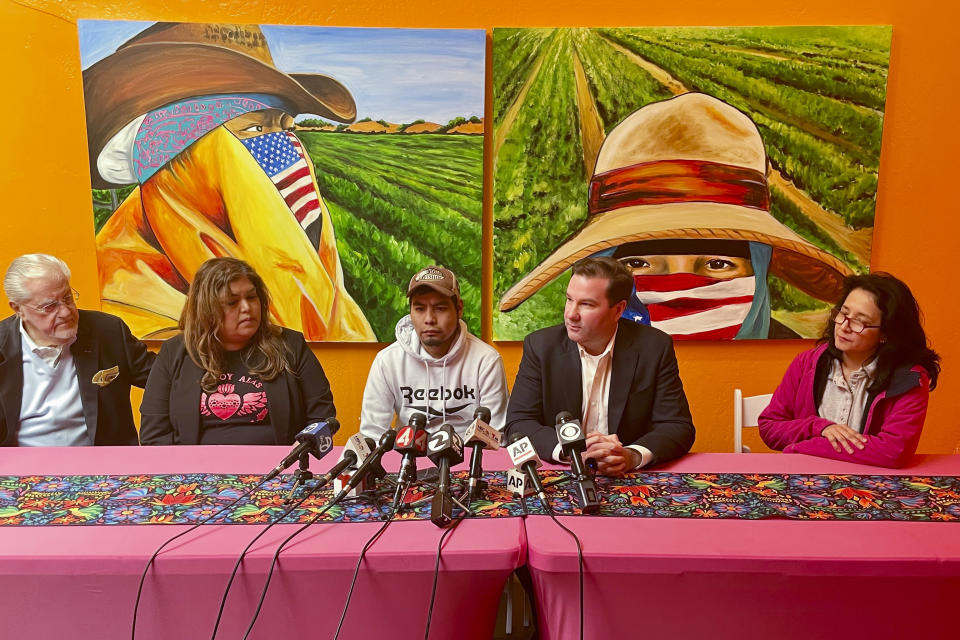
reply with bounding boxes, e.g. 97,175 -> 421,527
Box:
525,453 -> 960,640
0,445 -> 525,640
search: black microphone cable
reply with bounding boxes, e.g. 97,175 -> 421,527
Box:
208,479 -> 325,640
423,509 -> 469,640
242,475 -> 399,640
215,442 -> 372,639
244,430 -> 400,639
239,494 -> 346,640
331,482 -> 409,640
540,492 -> 585,640
130,474 -> 271,640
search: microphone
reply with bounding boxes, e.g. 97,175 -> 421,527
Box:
555,412 -> 600,513
426,424 -> 464,527
331,430 -> 397,503
331,433 -> 372,496
394,412 -> 428,484
334,436 -> 388,497
506,433 -> 547,502
505,467 -> 534,497
361,436 -> 388,484
264,418 -> 338,481
463,406 -> 500,503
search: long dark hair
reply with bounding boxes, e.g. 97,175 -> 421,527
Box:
180,257 -> 290,391
820,272 -> 940,392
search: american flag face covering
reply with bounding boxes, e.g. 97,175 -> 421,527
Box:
632,273 -> 756,340
240,131 -> 321,230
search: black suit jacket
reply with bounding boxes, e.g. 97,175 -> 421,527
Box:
0,310 -> 155,446
139,329 -> 335,445
506,319 -> 695,465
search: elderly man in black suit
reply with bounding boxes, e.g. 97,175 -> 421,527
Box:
506,257 -> 695,475
1,254 -> 155,446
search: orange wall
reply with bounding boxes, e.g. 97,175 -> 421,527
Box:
1,0 -> 957,452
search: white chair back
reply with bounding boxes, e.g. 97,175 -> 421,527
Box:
733,389 -> 773,453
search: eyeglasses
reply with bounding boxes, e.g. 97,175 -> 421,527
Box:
831,309 -> 881,335
27,289 -> 79,315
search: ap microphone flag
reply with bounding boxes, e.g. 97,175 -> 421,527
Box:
507,434 -> 547,499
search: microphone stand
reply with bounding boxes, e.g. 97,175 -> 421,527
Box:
387,474 -> 473,519
440,468 -> 472,515
465,445 -> 487,504
389,445 -> 422,516
385,481 -> 413,520
450,493 -> 472,513
389,478 -> 412,517
438,470 -> 473,516
284,450 -> 315,503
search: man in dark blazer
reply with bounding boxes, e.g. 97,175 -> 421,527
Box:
506,257 -> 694,475
1,254 -> 155,446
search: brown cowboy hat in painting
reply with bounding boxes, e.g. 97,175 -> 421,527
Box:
499,92 -> 853,311
83,22 -> 357,189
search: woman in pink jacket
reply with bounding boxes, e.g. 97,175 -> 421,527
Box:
759,273 -> 940,467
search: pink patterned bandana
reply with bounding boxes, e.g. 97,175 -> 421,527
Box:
132,94 -> 287,184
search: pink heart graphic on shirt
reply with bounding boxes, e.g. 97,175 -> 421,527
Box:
207,383 -> 241,420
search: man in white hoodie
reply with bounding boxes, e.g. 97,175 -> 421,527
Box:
359,266 -> 509,440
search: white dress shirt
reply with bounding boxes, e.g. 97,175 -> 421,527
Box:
553,329 -> 654,469
16,320 -> 89,446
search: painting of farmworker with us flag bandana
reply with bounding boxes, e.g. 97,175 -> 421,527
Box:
81,21 -> 375,341
494,27 -> 890,341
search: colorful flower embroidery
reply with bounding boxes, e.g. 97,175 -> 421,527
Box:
0,470 -> 958,525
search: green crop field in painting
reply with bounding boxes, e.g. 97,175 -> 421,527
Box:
299,133 -> 483,340
493,26 -> 891,340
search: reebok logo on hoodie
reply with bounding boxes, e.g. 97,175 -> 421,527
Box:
401,384 -> 477,403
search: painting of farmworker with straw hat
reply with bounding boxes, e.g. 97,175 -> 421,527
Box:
500,93 -> 854,340
82,21 -> 375,341
493,27 -> 890,340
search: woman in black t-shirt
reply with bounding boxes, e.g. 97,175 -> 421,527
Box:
139,258 -> 336,445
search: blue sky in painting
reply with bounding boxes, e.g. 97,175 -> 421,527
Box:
78,21 -> 485,124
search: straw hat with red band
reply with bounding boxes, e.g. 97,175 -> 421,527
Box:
498,92 -> 853,312
83,22 -> 358,189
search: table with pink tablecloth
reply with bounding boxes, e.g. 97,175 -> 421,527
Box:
0,445 -> 525,640
524,453 -> 960,640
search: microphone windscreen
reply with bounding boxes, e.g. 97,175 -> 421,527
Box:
556,416 -> 586,448
378,429 -> 397,449
427,424 -> 464,465
296,420 -> 336,459
464,419 -> 501,450
506,434 -> 542,469
408,412 -> 427,428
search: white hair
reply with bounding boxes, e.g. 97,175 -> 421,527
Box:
4,254 -> 72,304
